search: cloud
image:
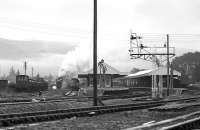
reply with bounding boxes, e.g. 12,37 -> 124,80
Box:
0,38 -> 75,60
133,0 -> 200,33
0,0 -> 200,76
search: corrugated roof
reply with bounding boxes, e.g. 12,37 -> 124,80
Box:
125,67 -> 181,79
127,69 -> 153,78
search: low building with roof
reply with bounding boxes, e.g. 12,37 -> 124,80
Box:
78,62 -> 127,87
119,66 -> 181,88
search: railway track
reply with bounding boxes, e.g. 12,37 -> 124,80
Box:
125,110 -> 200,130
0,94 -> 149,105
0,96 -> 200,127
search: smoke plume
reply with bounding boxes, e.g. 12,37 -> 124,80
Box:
58,43 -> 91,78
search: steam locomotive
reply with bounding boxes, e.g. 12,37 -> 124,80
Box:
56,77 -> 79,91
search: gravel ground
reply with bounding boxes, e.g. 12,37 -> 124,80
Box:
0,101 -> 92,114
0,89 -> 69,101
1,88 -> 200,129
0,97 -> 147,114
6,106 -> 200,130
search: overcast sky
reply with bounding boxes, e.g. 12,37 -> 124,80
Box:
0,0 -> 200,76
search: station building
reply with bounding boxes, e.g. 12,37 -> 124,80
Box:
118,67 -> 181,88
78,63 -> 126,88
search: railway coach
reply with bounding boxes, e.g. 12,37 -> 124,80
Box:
0,80 -> 8,90
15,75 -> 48,92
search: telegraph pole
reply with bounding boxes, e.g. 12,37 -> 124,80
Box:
31,67 -> 34,78
166,34 -> 170,96
93,0 -> 98,106
24,61 -> 27,75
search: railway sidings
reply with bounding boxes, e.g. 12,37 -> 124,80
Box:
0,96 -> 200,127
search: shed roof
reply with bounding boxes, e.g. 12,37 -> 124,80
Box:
125,67 -> 181,79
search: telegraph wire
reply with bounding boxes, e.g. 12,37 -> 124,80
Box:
1,18 -> 200,42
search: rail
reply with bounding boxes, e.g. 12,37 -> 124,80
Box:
125,107 -> 200,130
0,95 -> 200,127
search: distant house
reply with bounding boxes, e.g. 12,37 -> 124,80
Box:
78,62 -> 126,87
119,67 -> 181,88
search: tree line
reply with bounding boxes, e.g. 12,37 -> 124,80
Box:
172,52 -> 200,84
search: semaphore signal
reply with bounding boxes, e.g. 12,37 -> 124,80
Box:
129,32 -> 176,97
129,32 -> 175,63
